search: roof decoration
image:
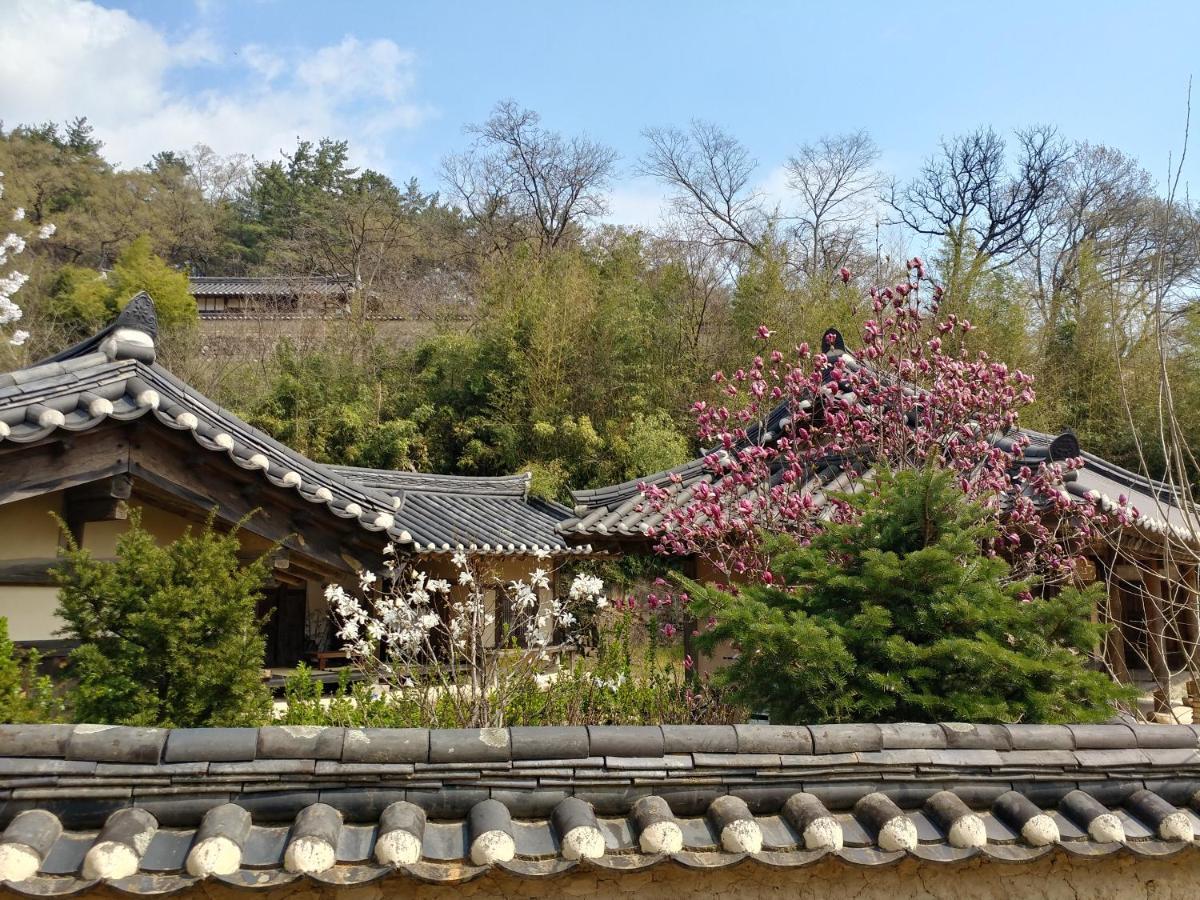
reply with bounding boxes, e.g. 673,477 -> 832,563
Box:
330,467 -> 600,557
560,340 -> 1198,547
2,721 -> 1200,890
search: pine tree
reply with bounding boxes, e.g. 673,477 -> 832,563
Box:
53,511 -> 272,727
685,466 -> 1131,724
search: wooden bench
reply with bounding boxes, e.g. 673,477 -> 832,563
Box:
311,649 -> 350,670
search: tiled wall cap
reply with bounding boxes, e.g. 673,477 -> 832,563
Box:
782,792 -> 842,851
164,729 -> 258,763
992,791 -> 1059,847
67,726 -> 167,765
877,724 -> 946,750
587,726 -> 664,758
707,795 -> 762,854
733,724 -> 811,755
509,726 -> 589,760
185,803 -> 251,877
663,725 -> 737,754
924,790 -> 986,849
1127,724 -> 1198,749
1067,724 -> 1137,750
0,725 -> 74,759
854,793 -> 917,852
1060,789 -> 1125,843
81,808 -> 157,880
1002,724 -> 1074,751
632,796 -> 682,854
552,797 -> 605,860
429,728 -> 510,764
283,804 -> 342,874
809,724 -> 882,755
939,723 -> 1011,750
0,811 -> 62,881
375,801 -> 427,867
258,726 -> 346,760
341,729 -> 429,764
1126,789 -> 1194,841
468,799 -> 515,865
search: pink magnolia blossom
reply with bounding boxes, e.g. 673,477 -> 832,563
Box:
643,269 -> 1112,592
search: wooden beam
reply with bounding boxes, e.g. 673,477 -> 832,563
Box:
0,428 -> 130,506
0,557 -> 61,585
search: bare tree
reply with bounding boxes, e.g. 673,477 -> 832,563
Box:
785,131 -> 881,279
888,126 -> 1069,294
442,101 -> 617,254
640,121 -> 768,259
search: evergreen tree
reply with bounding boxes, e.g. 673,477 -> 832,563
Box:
684,466 -> 1130,724
53,511 -> 272,727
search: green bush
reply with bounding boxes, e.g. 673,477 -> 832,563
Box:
53,510 -> 272,727
0,617 -> 63,723
684,465 -> 1132,724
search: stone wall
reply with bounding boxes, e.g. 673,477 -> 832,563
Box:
68,853 -> 1200,900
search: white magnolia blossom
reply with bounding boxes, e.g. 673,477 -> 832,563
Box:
0,172 -> 50,346
326,554 -> 608,727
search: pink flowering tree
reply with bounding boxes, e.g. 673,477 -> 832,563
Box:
643,259 -> 1133,594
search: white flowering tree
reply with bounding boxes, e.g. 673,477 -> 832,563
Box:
325,546 -> 607,727
0,171 -> 54,347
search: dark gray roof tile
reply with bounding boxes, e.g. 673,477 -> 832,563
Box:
940,723 -> 1012,750
734,724 -> 812,755
164,728 -> 258,763
66,726 -> 167,765
809,724 -> 882,754
588,726 -> 664,758
1003,724 -> 1074,751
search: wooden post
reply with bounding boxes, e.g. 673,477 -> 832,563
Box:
1143,568 -> 1173,715
1103,576 -> 1131,684
1182,564 -> 1200,672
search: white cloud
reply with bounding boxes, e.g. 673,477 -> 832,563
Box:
0,0 -> 430,169
603,181 -> 669,229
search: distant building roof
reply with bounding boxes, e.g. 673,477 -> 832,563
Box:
189,275 -> 351,298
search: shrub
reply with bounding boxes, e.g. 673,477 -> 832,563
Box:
53,510 -> 272,727
683,465 -> 1131,724
0,617 -> 63,723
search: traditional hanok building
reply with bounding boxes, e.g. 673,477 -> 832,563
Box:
188,275 -> 455,355
189,276 -> 354,319
558,338 -> 1200,708
0,295 -> 592,668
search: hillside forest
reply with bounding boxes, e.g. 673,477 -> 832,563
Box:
1,107 -> 1198,502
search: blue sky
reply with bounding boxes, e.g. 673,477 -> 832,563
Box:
3,1 -> 1197,225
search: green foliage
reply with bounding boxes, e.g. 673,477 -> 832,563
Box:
52,510 -> 272,727
243,341 -> 431,471
108,236 -> 198,331
684,466 -> 1131,724
49,236 -> 198,338
0,618 -> 63,724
